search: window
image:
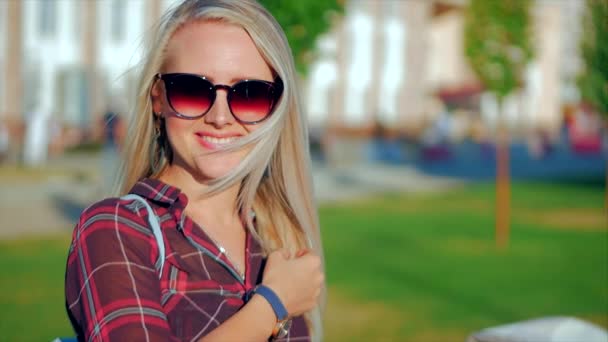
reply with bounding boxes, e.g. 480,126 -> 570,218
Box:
72,1 -> 81,40
39,0 -> 57,37
111,0 -> 125,42
0,2 -> 6,113
58,68 -> 90,127
0,58 -> 4,113
0,1 -> 5,54
383,1 -> 402,16
22,65 -> 42,116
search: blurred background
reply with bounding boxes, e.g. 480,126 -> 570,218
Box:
0,0 -> 606,341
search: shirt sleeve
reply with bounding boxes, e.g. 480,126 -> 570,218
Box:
65,198 -> 174,342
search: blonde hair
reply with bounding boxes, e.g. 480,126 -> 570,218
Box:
116,0 -> 324,339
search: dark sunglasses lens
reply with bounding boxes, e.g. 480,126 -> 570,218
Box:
230,81 -> 276,122
166,75 -> 214,117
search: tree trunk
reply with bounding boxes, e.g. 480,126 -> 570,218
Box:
496,120 -> 511,249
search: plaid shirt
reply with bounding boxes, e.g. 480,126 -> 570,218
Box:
65,178 -> 309,341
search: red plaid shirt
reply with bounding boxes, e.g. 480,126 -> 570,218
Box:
65,178 -> 310,341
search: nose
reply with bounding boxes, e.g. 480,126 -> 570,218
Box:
204,88 -> 234,127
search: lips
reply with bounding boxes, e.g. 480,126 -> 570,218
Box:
195,132 -> 241,149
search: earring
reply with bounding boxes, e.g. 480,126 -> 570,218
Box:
150,116 -> 165,175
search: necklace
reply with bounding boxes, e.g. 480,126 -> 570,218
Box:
182,209 -> 248,282
206,230 -> 246,281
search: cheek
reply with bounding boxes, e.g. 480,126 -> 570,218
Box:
242,121 -> 262,136
164,118 -> 192,144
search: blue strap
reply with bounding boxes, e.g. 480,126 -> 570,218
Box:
254,285 -> 289,321
120,194 -> 165,279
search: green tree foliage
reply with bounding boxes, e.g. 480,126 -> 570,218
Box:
259,0 -> 344,75
463,0 -> 534,249
464,0 -> 533,101
578,0 -> 608,117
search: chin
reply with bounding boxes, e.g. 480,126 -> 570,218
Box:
194,155 -> 243,180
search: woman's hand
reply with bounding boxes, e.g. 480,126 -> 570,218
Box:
261,249 -> 324,317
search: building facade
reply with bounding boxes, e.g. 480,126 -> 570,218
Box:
0,0 -> 180,154
0,0 -> 588,159
306,0 -> 585,143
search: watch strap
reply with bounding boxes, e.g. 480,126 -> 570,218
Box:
254,285 -> 289,321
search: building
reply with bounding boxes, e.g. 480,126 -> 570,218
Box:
0,0 -> 588,162
306,0 -> 586,148
0,0 -> 180,157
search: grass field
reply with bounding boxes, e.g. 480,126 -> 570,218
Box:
0,179 -> 606,341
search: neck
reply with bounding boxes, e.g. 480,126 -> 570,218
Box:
158,165 -> 241,225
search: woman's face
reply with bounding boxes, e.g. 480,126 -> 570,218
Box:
152,20 -> 274,182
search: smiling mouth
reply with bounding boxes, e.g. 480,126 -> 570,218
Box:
198,135 -> 240,146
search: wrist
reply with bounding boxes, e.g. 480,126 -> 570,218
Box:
253,285 -> 292,339
254,284 -> 289,320
247,294 -> 277,338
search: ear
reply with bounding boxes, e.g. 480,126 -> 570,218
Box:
150,77 -> 164,115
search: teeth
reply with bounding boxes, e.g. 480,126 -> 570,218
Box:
202,136 -> 239,145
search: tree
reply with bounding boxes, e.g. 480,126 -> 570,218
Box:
578,0 -> 608,118
577,0 -> 608,210
464,0 -> 533,248
259,0 -> 344,75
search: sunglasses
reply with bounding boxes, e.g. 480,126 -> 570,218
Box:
156,73 -> 283,124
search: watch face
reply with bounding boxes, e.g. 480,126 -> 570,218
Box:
275,319 -> 292,338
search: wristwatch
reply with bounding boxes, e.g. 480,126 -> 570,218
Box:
272,317 -> 292,339
253,285 -> 292,339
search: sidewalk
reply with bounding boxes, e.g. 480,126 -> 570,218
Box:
0,153 -> 101,239
312,162 -> 464,203
0,153 -> 463,239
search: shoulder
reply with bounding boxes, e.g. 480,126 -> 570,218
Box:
75,196 -> 155,239
68,196 -> 161,265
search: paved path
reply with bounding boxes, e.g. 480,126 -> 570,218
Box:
0,154 -> 463,239
0,154 -> 102,239
312,162 -> 463,202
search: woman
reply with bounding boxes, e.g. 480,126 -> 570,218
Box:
64,1 -> 325,341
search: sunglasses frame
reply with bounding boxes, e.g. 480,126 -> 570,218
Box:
155,73 -> 283,125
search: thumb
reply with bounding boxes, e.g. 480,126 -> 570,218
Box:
280,248 -> 291,259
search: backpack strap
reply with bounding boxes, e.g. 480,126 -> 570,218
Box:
120,194 -> 165,279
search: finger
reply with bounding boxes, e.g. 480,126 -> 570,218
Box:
279,248 -> 290,259
295,249 -> 311,258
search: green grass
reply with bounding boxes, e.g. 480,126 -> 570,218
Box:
322,180 -> 607,341
0,235 -> 74,341
0,180 -> 606,341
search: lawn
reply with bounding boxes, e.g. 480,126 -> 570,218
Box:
0,179 -> 606,341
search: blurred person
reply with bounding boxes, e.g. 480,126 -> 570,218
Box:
569,104 -> 603,154
63,1 -> 325,341
102,109 -> 126,151
0,120 -> 9,162
420,110 -> 452,161
23,109 -> 50,166
526,128 -> 553,159
99,110 -> 126,193
47,117 -> 65,156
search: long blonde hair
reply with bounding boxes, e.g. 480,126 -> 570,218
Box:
116,0 -> 324,339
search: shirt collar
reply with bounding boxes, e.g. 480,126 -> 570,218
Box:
129,178 -> 186,207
